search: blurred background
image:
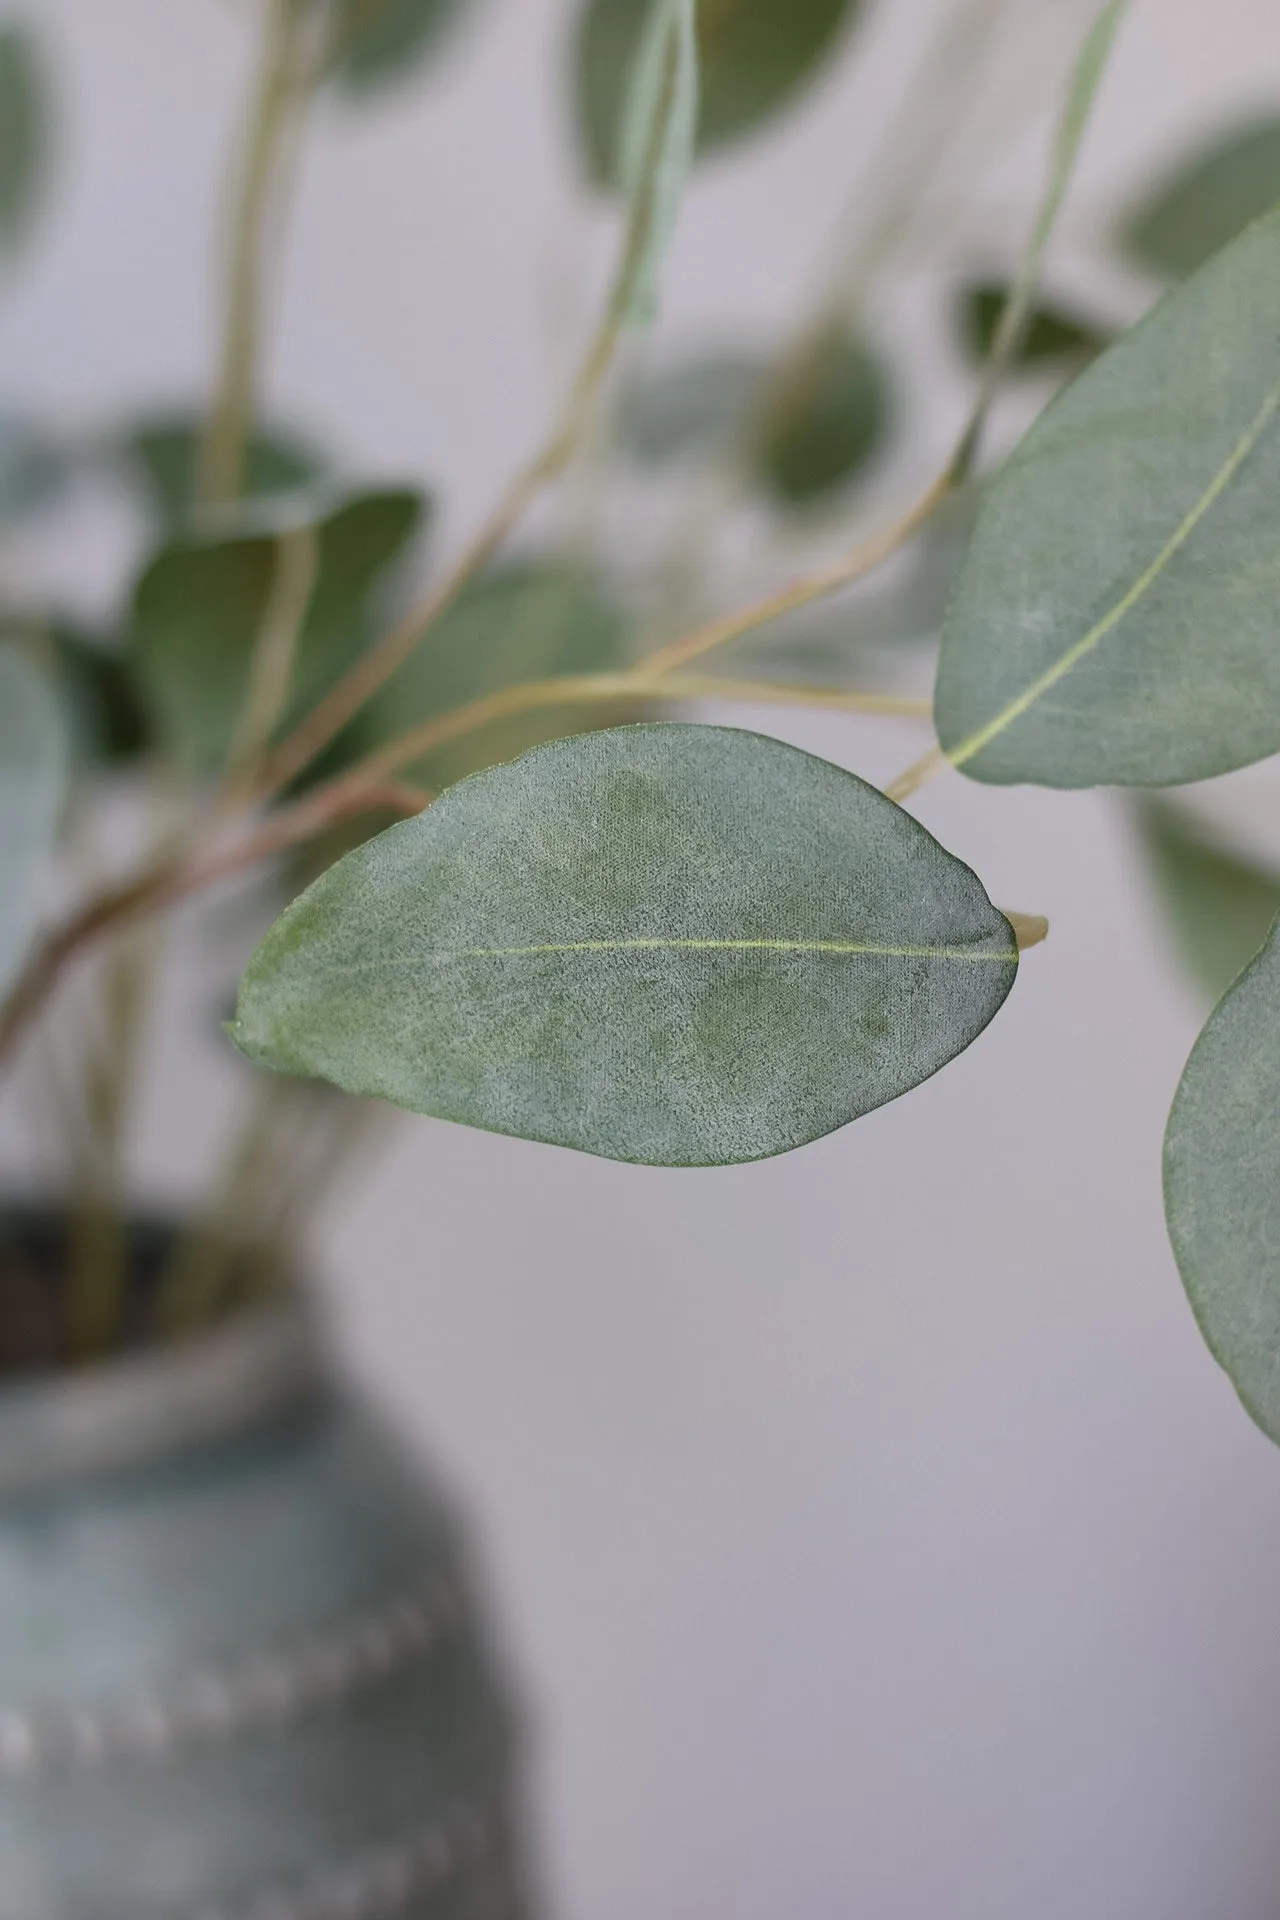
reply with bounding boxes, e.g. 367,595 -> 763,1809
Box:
5,0 -> 1280,1914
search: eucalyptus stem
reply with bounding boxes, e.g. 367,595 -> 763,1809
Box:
222,521 -> 319,799
198,0 -> 309,510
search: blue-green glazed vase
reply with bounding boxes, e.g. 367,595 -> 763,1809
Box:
0,1280 -> 535,1920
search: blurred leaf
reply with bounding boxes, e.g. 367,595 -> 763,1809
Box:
1135,800 -> 1280,1006
364,558 -> 637,791
935,207 -> 1280,788
53,624 -> 152,765
0,643 -> 67,993
231,723 -> 1020,1165
1124,114 -> 1280,279
0,412 -> 68,522
957,280 -> 1111,369
756,329 -> 891,509
129,487 -> 427,779
1164,916 -> 1280,1445
325,0 -> 471,96
0,23 -> 49,254
574,0 -> 862,182
118,413 -> 325,529
611,0 -> 699,324
618,349 -> 763,466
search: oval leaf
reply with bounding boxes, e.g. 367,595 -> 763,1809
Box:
618,349 -> 764,466
0,23 -> 49,254
574,0 -> 861,182
231,724 -> 1019,1166
1136,799 -> 1280,1006
326,0 -> 470,96
956,280 -> 1110,371
1125,115 -> 1280,280
364,558 -> 637,791
129,487 -> 426,779
118,413 -> 324,529
756,329 -> 892,509
935,207 -> 1280,788
0,645 -> 68,993
1165,917 -> 1280,1445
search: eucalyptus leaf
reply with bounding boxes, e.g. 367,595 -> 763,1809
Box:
957,280 -> 1110,370
364,559 -> 638,791
0,645 -> 67,994
756,330 -> 891,509
574,0 -> 861,183
611,0 -> 699,324
934,206 -> 1280,789
53,624 -> 152,766
0,412 -> 68,522
325,0 -> 469,95
618,349 -> 764,466
1125,115 -> 1280,280
0,23 -> 49,254
230,723 -> 1020,1166
119,414 -> 324,529
1164,918 -> 1280,1446
1136,800 -> 1280,1005
129,487 -> 426,779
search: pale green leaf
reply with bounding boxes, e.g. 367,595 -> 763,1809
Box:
230,723 -> 1020,1166
119,413 -> 324,528
935,206 -> 1280,788
611,0 -> 699,324
1164,918 -> 1280,1445
326,0 -> 470,96
574,0 -> 862,183
0,23 -> 49,254
1136,800 -> 1280,1006
363,558 -> 638,791
129,487 -> 426,779
617,349 -> 764,466
756,329 -> 891,509
1125,115 -> 1280,280
0,645 -> 67,993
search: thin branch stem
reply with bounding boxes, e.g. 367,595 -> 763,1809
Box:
222,520 -> 320,798
198,0 -> 309,509
884,743 -> 952,804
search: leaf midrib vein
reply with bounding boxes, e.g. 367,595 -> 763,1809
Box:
948,372 -> 1280,770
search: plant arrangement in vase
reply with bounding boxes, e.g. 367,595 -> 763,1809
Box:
2,0 -> 1280,1913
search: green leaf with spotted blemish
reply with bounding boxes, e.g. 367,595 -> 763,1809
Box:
935,207 -> 1280,788
1165,918 -> 1280,1446
231,724 -> 1020,1166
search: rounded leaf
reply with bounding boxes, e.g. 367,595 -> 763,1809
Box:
573,0 -> 861,181
956,280 -> 1110,370
756,331 -> 891,509
935,207 -> 1280,789
1165,918 -> 1280,1445
0,24 -> 50,254
327,0 -> 470,96
618,350 -> 764,466
117,413 -> 324,529
1124,116 -> 1280,279
0,645 -> 68,993
231,724 -> 1020,1166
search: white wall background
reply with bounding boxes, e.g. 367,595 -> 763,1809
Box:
7,2 -> 1280,1915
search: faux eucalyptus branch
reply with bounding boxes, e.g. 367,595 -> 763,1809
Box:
3,0 -> 1280,1427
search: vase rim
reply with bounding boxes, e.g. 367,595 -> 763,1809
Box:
0,1291 -> 322,1500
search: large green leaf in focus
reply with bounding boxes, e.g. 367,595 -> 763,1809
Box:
756,329 -> 891,509
0,24 -> 49,253
0,645 -> 67,992
230,723 -> 1020,1166
1136,800 -> 1280,1006
574,0 -> 860,182
364,559 -> 637,791
934,207 -> 1280,789
119,413 -> 324,529
326,0 -> 470,96
129,488 -> 425,779
1125,116 -> 1280,279
1165,917 -> 1280,1445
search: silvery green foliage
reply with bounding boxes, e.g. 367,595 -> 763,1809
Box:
0,646 -> 67,994
574,0 -> 861,182
0,23 -> 48,254
1125,115 -> 1280,279
1165,918 -> 1280,1444
612,0 -> 699,324
1135,801 -> 1280,1007
129,488 -> 425,779
325,0 -> 470,96
935,207 -> 1280,788
231,725 -> 1020,1166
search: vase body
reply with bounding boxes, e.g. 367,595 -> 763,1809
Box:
0,1284 -> 534,1920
